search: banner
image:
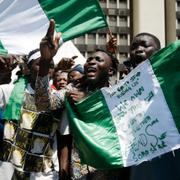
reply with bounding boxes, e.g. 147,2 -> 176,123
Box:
66,41 -> 180,169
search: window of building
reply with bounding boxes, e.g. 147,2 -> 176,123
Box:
99,34 -> 107,45
119,34 -> 128,45
119,16 -> 127,27
108,8 -> 116,15
119,0 -> 127,8
177,2 -> 180,12
76,36 -> 85,44
88,34 -> 96,44
109,0 -> 117,8
109,15 -> 117,26
177,19 -> 180,29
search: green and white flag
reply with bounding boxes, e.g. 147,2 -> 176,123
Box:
0,0 -> 107,55
66,41 -> 180,169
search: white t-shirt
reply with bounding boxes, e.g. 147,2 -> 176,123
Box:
0,84 -> 14,110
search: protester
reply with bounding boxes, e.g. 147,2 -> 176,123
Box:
52,64 -> 84,180
64,64 -> 87,180
52,70 -> 69,91
68,49 -> 118,96
109,32 -> 180,180
129,32 -> 161,68
50,57 -> 77,179
31,29 -> 80,179
52,63 -> 85,180
67,49 -> 131,180
33,19 -> 81,180
51,69 -> 72,180
0,54 -> 20,153
68,64 -> 84,88
0,21 -> 63,179
32,18 -> 131,179
128,33 -> 180,180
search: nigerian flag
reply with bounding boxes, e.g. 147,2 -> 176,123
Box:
66,41 -> 180,169
0,0 -> 107,55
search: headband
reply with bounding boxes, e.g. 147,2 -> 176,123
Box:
27,50 -> 41,64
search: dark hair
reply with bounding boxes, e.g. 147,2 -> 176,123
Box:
68,64 -> 84,79
135,33 -> 161,50
53,69 -> 69,75
95,49 -> 119,74
68,64 -> 84,74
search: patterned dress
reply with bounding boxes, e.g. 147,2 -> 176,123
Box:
0,76 -> 64,180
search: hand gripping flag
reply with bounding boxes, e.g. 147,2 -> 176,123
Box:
0,0 -> 107,55
65,40 -> 180,169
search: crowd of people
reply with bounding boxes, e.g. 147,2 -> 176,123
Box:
0,19 -> 180,180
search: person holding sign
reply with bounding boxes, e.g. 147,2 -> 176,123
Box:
128,33 -> 180,180
66,50 -> 132,179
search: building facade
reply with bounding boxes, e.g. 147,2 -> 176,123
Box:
176,0 -> 180,39
73,0 -> 130,62
74,0 -> 178,63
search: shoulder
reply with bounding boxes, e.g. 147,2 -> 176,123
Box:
0,84 -> 14,94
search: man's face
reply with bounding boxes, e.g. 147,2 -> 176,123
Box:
30,59 -> 54,81
68,71 -> 84,87
30,58 -> 40,80
84,51 -> 112,85
53,71 -> 68,89
130,35 -> 158,67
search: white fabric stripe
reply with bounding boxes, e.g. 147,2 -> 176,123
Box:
0,0 -> 49,54
28,50 -> 41,64
102,60 -> 180,167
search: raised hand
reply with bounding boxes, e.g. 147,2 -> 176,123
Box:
0,54 -> 18,73
40,19 -> 61,61
56,56 -> 77,70
106,35 -> 117,54
39,20 -> 61,77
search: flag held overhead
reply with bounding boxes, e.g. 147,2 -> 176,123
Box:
0,0 -> 107,54
38,0 -> 108,41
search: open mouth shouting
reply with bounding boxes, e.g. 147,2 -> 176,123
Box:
86,66 -> 97,78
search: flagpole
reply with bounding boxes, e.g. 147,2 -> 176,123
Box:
107,27 -> 120,82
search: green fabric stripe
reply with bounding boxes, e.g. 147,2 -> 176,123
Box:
65,90 -> 123,169
150,41 -> 180,132
38,0 -> 107,41
3,76 -> 29,121
0,40 -> 8,56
